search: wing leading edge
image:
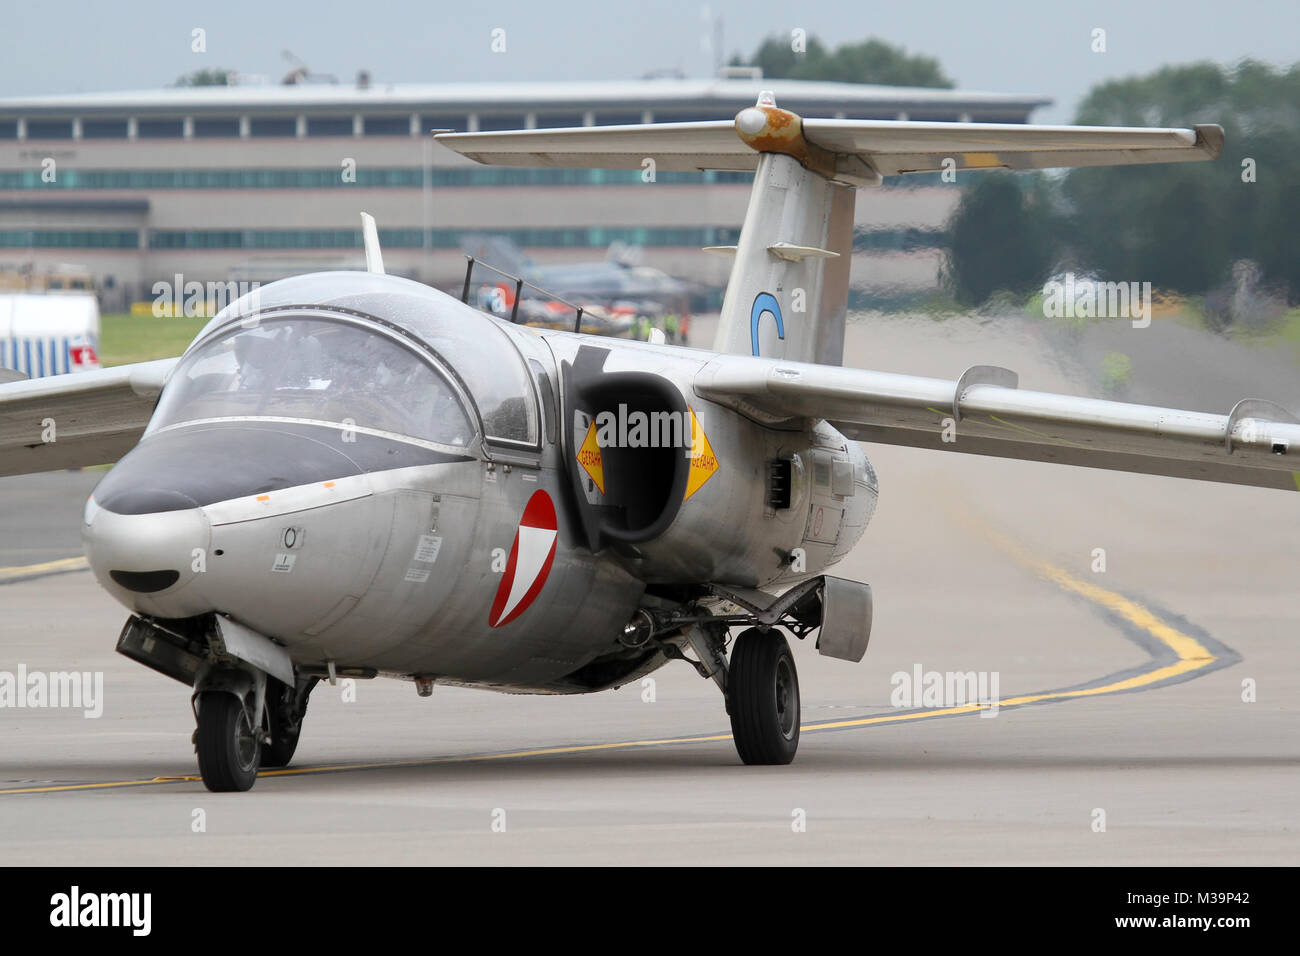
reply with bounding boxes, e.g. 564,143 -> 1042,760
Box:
0,359 -> 176,478
695,357 -> 1300,493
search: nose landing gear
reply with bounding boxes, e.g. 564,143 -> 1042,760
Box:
262,676 -> 318,769
193,671 -> 318,791
195,689 -> 261,792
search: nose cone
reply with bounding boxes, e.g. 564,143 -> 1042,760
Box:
90,425 -> 366,516
81,423 -> 368,616
82,493 -> 213,617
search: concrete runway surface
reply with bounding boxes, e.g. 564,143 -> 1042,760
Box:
1,312 -> 1297,865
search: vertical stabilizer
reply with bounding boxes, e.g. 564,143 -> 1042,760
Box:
711,95 -> 856,366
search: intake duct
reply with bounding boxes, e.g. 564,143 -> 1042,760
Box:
562,346 -> 690,552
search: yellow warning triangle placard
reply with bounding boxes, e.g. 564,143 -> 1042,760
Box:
685,408 -> 719,500
576,420 -> 605,494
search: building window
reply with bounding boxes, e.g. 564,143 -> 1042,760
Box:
137,118 -> 185,138
81,119 -> 130,139
307,116 -> 355,136
140,226 -> 737,251
593,113 -> 644,126
363,115 -> 410,136
25,119 -> 74,140
248,117 -> 297,137
0,121 -> 17,140
474,114 -> 526,132
649,112 -> 713,124
534,113 -> 585,129
0,230 -> 140,248
419,115 -> 467,134
193,117 -> 240,137
0,166 -> 743,190
830,110 -> 899,121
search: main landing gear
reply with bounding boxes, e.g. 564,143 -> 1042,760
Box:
727,628 -> 800,765
653,618 -> 805,765
623,577 -> 859,766
626,575 -> 872,765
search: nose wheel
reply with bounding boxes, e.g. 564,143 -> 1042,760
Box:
195,691 -> 261,792
726,627 -> 801,765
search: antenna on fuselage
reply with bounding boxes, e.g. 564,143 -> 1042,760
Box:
360,212 -> 385,275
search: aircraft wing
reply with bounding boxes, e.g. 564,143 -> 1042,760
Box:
437,120 -> 1222,178
695,357 -> 1300,492
799,119 -> 1223,176
0,359 -> 176,477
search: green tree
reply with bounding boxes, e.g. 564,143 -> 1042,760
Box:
1065,59 -> 1300,299
174,68 -> 234,87
746,35 -> 832,80
945,174 -> 1057,306
741,34 -> 953,88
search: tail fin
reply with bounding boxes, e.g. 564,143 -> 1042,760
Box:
436,105 -> 1222,364
710,95 -> 857,364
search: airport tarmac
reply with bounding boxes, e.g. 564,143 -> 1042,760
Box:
1,311 -> 1297,865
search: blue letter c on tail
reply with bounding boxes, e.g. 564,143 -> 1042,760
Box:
750,292 -> 784,356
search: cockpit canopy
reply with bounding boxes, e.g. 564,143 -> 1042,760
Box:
151,315 -> 474,447
152,273 -> 540,449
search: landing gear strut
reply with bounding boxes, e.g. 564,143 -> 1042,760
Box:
262,676 -> 318,768
192,669 -> 317,790
638,601 -> 809,766
726,627 -> 800,765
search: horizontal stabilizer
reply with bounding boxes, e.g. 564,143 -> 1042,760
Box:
440,99 -> 1224,369
437,119 -> 1223,181
439,121 -> 748,172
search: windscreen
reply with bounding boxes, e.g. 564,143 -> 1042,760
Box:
148,316 -> 474,447
192,272 -> 540,447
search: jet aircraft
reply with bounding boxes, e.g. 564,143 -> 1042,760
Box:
2,94 -> 1294,791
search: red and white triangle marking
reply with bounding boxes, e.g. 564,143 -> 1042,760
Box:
489,490 -> 558,628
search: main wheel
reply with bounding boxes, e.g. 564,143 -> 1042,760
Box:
727,628 -> 801,765
261,678 -> 305,769
196,691 -> 261,792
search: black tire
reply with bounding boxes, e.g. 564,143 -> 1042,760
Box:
261,678 -> 303,769
727,628 -> 801,765
196,691 -> 260,792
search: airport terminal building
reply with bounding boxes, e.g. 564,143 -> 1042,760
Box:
0,75 -> 1049,310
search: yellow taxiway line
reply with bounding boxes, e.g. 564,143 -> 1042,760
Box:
0,526 -> 1224,795
0,556 -> 88,584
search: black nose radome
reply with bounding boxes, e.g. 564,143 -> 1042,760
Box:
92,421 -> 460,516
110,570 -> 181,593
99,488 -> 202,516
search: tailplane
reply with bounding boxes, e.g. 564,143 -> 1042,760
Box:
436,102 -> 1222,366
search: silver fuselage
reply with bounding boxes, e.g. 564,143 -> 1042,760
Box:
82,274 -> 878,693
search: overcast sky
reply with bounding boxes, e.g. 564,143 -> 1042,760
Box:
1,0 -> 1294,122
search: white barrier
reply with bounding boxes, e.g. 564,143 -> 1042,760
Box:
0,293 -> 100,377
